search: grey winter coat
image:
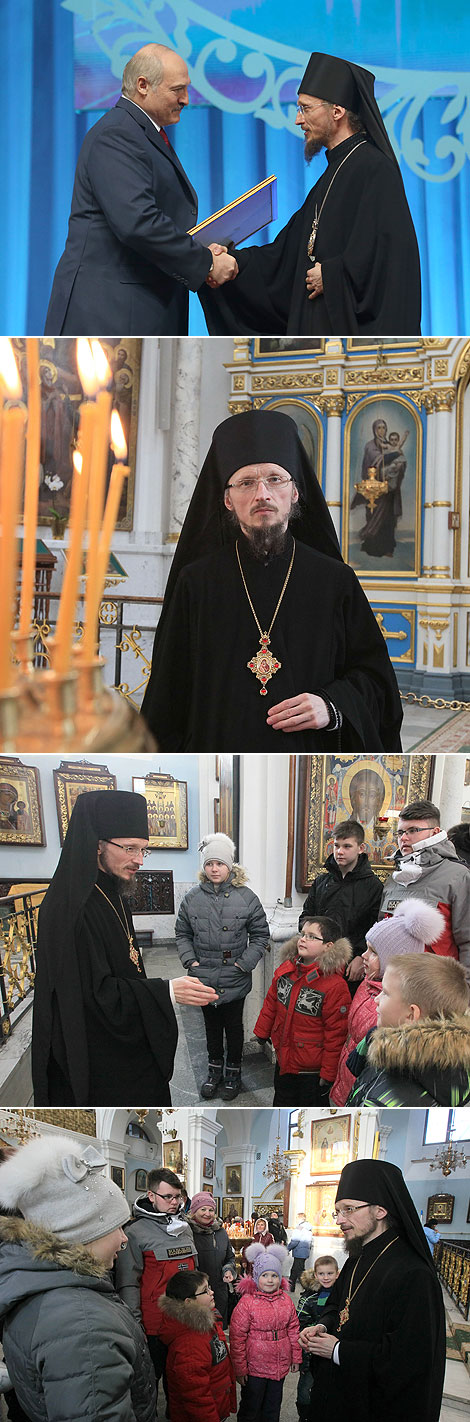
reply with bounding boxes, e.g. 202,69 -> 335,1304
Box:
175,866 -> 269,1004
188,1215 -> 236,1324
0,1216 -> 156,1422
379,835 -> 470,973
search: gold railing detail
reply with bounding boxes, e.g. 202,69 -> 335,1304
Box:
0,893 -> 41,1037
435,1240 -> 470,1319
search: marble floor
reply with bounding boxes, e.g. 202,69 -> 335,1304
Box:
145,937 -> 274,1106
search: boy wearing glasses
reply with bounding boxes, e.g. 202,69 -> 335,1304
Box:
379,798 -> 470,974
254,917 -> 352,1106
116,1167 -> 197,1408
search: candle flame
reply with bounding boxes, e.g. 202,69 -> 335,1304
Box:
91,340 -> 112,388
73,450 -> 83,474
0,339 -> 22,399
110,409 -> 127,460
76,338 -> 99,397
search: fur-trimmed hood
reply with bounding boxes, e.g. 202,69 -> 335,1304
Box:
367,1013 -> 470,1075
0,1215 -> 115,1328
198,864 -> 248,888
282,934 -> 353,976
158,1292 -> 216,1333
0,1215 -> 110,1276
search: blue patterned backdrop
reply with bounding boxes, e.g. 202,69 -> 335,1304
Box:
1,0 -> 469,334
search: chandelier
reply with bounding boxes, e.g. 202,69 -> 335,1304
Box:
263,1111 -> 291,1183
429,1141 -> 468,1177
0,1110 -> 42,1145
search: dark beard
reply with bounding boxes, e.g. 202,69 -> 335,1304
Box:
344,1236 -> 365,1257
104,869 -> 134,897
227,499 -> 300,560
99,852 -> 134,897
244,522 -> 290,560
304,135 -> 326,162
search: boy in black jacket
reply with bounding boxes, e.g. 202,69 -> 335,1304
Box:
300,821 -> 382,994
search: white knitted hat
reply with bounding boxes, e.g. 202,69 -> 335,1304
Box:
366,897 -> 445,971
0,1136 -> 130,1243
199,833 -> 236,869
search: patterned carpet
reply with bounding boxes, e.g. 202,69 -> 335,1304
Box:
408,711 -> 470,752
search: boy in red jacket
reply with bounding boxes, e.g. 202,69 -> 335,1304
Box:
158,1270 -> 236,1422
254,917 -> 351,1106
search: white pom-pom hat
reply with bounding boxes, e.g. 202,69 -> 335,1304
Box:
198,833 -> 236,870
366,897 -> 445,971
0,1135 -> 130,1243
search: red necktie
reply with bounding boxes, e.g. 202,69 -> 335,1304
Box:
161,129 -> 170,147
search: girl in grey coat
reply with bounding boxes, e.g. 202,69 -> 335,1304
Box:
0,1135 -> 155,1422
175,833 -> 269,1100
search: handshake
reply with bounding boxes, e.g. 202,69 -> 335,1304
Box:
206,242 -> 239,288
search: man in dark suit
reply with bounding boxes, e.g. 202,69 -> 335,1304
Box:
44,43 -> 237,335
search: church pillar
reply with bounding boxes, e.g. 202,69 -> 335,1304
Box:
186,1109 -> 223,1201
319,393 -> 345,541
429,390 -> 456,578
168,338 -> 203,539
419,389 -> 456,680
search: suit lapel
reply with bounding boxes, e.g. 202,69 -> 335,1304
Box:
115,97 -> 198,209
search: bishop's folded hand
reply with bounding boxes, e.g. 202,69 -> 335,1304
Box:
306,262 -> 323,298
267,693 -> 330,732
299,1324 -> 327,1349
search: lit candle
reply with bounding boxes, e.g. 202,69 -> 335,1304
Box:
0,341 -> 27,691
53,402 -> 95,676
96,410 -> 129,598
82,342 -> 113,660
18,339 -> 41,635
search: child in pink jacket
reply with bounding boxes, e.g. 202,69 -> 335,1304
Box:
229,1243 -> 301,1422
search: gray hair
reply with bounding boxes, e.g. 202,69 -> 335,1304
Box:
121,43 -> 170,97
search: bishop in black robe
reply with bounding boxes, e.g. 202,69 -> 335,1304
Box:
32,790 -> 179,1106
303,1159 -> 445,1422
200,53 -> 421,337
141,409 -> 403,753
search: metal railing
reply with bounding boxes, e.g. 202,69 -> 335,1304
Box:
29,592 -> 162,708
435,1238 -> 470,1320
0,893 -> 42,1041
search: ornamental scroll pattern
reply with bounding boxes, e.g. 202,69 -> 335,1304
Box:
63,0 -> 470,182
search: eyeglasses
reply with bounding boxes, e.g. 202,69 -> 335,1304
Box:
299,932 -> 324,943
195,1285 -> 213,1296
396,827 -> 430,839
154,1190 -> 182,1203
296,102 -> 326,117
331,1203 -> 371,1221
102,839 -> 151,858
225,475 -> 292,492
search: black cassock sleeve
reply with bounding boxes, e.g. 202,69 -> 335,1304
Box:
320,564 -> 403,751
199,147 -> 420,337
199,210 -> 301,335
76,911 -> 178,1104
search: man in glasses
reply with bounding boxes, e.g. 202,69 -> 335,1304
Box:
32,790 -> 217,1105
142,409 -> 402,752
299,1158 -> 445,1422
379,797 -> 470,974
201,51 -> 421,337
116,1166 -> 197,1411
